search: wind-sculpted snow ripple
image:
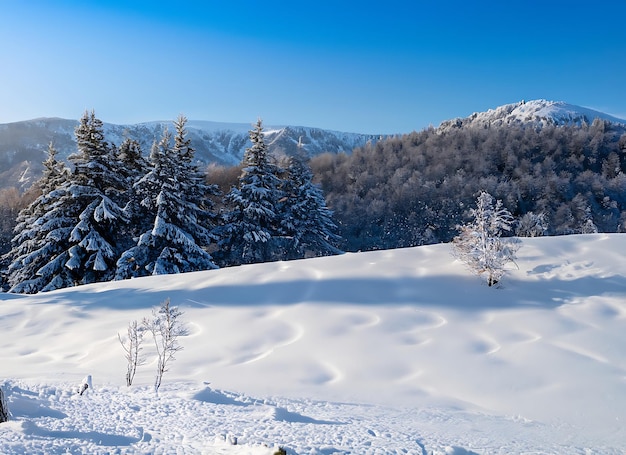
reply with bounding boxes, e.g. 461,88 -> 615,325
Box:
2,235 -> 626,453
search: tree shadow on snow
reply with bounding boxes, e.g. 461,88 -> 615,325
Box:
23,268 -> 626,312
192,387 -> 250,406
268,406 -> 343,425
5,386 -> 138,447
192,387 -> 344,425
20,420 -> 140,446
6,387 -> 67,420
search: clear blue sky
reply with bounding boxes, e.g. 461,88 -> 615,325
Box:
1,0 -> 625,134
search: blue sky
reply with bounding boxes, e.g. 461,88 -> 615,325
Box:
1,1 -> 625,134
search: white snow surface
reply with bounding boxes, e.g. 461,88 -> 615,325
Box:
1,234 -> 626,454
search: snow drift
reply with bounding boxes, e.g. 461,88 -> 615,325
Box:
1,234 -> 625,454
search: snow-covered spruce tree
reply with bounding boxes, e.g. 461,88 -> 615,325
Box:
117,137 -> 148,182
143,298 -> 188,394
115,138 -> 151,250
172,115 -> 221,231
62,110 -> 129,286
115,116 -> 218,278
3,142 -> 75,293
280,153 -> 343,259
216,119 -> 286,266
452,191 -> 519,287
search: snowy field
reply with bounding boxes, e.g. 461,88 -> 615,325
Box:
1,234 -> 626,454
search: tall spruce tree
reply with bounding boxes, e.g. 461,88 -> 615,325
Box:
172,115 -> 220,228
217,119 -> 285,266
3,143 -> 73,293
62,111 -> 129,285
116,116 -> 218,278
280,153 -> 343,259
116,137 -> 150,249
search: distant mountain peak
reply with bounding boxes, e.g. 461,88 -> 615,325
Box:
439,99 -> 626,131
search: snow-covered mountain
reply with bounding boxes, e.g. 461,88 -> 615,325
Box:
2,100 -> 626,192
0,118 -> 382,191
438,99 -> 626,131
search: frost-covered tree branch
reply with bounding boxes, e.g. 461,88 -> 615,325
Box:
516,211 -> 548,237
143,298 -> 188,393
118,319 -> 146,386
452,191 -> 519,287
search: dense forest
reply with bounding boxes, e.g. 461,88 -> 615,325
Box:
0,113 -> 339,293
310,118 -> 626,251
1,115 -> 626,292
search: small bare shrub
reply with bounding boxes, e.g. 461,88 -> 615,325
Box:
143,298 -> 188,393
118,320 -> 146,386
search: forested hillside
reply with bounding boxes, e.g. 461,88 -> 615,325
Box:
311,118 -> 626,251
3,106 -> 626,292
1,114 -> 340,293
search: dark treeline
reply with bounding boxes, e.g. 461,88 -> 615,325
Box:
309,119 -> 626,251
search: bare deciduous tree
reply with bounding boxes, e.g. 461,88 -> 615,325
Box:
118,320 -> 146,386
516,211 -> 548,237
143,299 -> 188,393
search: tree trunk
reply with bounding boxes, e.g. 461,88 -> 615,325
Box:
0,386 -> 9,422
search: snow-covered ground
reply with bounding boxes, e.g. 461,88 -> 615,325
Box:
1,234 -> 625,454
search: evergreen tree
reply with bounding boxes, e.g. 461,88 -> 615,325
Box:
172,115 -> 220,225
217,119 -> 285,266
116,137 -> 150,248
62,110 -> 129,285
7,111 -> 130,292
452,191 -> 519,287
117,137 -> 148,178
116,116 -> 218,278
280,153 -> 343,259
3,143 -> 73,293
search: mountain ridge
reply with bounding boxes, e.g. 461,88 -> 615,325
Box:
439,99 -> 626,131
1,99 -> 625,192
0,118 -> 383,191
